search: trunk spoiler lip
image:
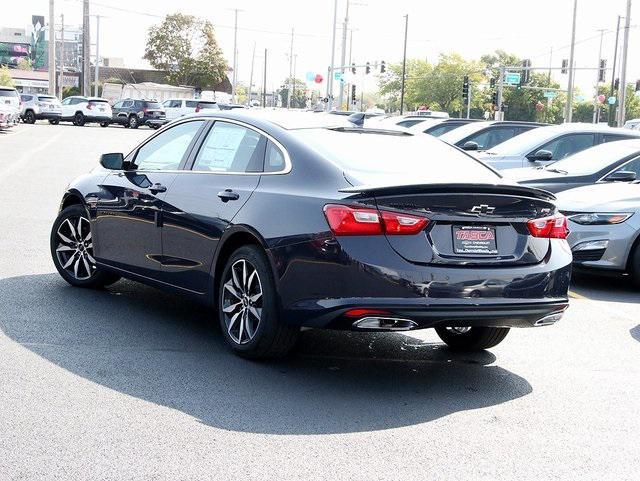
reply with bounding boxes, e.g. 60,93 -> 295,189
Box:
339,182 -> 556,202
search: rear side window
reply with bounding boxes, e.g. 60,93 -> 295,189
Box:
145,102 -> 162,109
426,123 -> 460,136
185,100 -> 198,108
603,134 -> 630,143
265,141 -> 286,173
397,119 -> 424,128
192,121 -> 265,173
197,102 -> 218,110
134,120 -> 204,171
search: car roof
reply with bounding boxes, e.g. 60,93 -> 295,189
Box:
0,85 -> 17,90
183,109 -> 356,130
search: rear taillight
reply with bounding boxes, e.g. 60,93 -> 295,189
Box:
195,106 -> 201,113
323,204 -> 428,236
527,214 -> 568,239
143,107 -> 148,113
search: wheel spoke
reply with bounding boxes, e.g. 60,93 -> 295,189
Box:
224,280 -> 242,300
84,231 -> 92,242
64,218 -> 78,240
247,270 -> 258,292
73,257 -> 80,278
227,311 -> 241,335
223,301 -> 242,313
242,262 -> 248,291
76,218 -> 84,241
249,292 -> 262,303
245,313 -> 256,339
62,252 -> 76,269
248,306 -> 262,321
56,245 -> 75,252
231,261 -> 243,292
85,251 -> 96,264
81,255 -> 91,277
237,312 -> 245,343
57,228 -> 74,245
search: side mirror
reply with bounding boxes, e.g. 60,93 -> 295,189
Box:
527,149 -> 553,162
462,141 -> 479,151
100,152 -> 124,170
604,170 -> 637,182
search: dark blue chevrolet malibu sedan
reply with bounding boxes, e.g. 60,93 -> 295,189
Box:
50,110 -> 571,358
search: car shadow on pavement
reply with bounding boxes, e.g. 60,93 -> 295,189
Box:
570,273 -> 640,304
0,273 -> 532,435
631,325 -> 640,343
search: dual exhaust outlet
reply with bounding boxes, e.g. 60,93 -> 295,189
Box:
351,311 -> 566,331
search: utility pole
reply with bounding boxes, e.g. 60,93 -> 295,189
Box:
262,48 -> 267,108
287,28 -> 294,109
548,47 -> 553,83
292,54 -> 298,108
337,0 -> 350,110
326,0 -> 338,111
564,0 -> 578,122
618,0 -> 632,127
399,14 -> 408,114
247,42 -> 256,106
94,15 -> 100,96
231,9 -> 240,103
496,66 -> 505,121
48,0 -> 56,96
82,0 -> 90,96
59,13 -> 64,99
592,29 -> 605,123
609,15 -> 621,126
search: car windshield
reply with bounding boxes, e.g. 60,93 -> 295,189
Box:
548,141 -> 640,175
0,90 -> 18,97
292,128 -> 500,185
439,121 -> 494,143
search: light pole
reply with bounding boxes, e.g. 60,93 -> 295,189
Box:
592,29 -> 605,124
230,9 -> 242,103
48,0 -> 56,96
565,0 -> 578,122
399,14 -> 408,114
618,0 -> 632,126
337,0 -> 350,110
326,0 -> 338,111
287,28 -> 294,109
94,15 -> 100,96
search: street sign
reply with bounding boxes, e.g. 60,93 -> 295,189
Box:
608,96 -> 617,105
333,71 -> 343,82
575,95 -> 585,103
504,72 -> 521,85
543,91 -> 558,99
597,94 -> 606,104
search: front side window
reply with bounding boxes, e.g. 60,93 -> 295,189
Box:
62,97 -> 72,105
113,101 -> 124,109
613,156 -> 640,177
464,127 -> 517,150
536,133 -> 596,160
192,122 -> 265,173
134,120 -> 204,171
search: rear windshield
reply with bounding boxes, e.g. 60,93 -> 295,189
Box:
198,102 -> 218,109
292,128 -> 501,185
145,102 -> 162,109
38,95 -> 56,101
89,99 -> 109,104
0,90 -> 18,97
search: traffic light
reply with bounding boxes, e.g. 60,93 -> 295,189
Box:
351,63 -> 356,74
491,90 -> 498,106
598,59 -> 607,83
561,59 -> 568,74
380,60 -> 386,73
521,59 -> 531,84
489,77 -> 496,89
462,75 -> 469,102
614,78 -> 620,91
636,79 -> 640,92
351,84 -> 357,104
365,62 -> 371,74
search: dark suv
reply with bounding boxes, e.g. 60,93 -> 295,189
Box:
110,99 -> 167,129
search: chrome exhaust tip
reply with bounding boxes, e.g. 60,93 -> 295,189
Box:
534,311 -> 565,326
352,317 -> 418,331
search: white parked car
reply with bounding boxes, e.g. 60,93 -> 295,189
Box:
0,102 -> 19,130
60,96 -> 112,127
19,93 -> 62,124
0,85 -> 20,111
161,98 -> 219,121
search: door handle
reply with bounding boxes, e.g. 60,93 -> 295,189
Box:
149,183 -> 167,194
217,189 -> 240,202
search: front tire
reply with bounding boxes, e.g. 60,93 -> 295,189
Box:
218,245 -> 299,359
49,119 -> 60,125
435,326 -> 510,350
24,111 -> 36,124
128,115 -> 139,129
99,121 -> 110,128
50,205 -> 120,288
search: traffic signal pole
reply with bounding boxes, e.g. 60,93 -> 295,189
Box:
609,15 -> 621,126
617,0 -> 632,127
495,67 -> 505,121
564,0 -> 578,122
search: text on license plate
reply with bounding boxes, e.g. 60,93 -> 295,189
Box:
452,226 -> 498,255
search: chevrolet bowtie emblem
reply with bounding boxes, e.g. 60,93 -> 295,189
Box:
470,204 -> 496,215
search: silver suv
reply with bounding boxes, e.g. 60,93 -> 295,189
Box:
20,93 -> 63,124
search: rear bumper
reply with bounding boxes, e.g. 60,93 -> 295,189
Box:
143,118 -> 168,126
270,235 -> 572,329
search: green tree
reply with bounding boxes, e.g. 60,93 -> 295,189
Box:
143,13 -> 228,89
279,78 -> 307,108
0,66 -> 14,87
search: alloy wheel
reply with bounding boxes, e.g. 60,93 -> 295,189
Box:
447,326 -> 472,335
55,216 -> 96,280
222,259 -> 263,345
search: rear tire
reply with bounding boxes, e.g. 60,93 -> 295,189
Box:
99,121 -> 109,128
128,115 -> 139,129
24,111 -> 36,124
50,205 -> 120,289
435,326 -> 510,350
48,119 -> 60,125
218,245 -> 299,359
73,112 -> 85,126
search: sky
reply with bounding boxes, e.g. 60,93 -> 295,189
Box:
3,0 -> 638,99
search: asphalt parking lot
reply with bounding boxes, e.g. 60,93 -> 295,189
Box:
1,123 -> 639,481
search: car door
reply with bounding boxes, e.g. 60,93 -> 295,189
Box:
161,120 -> 267,292
94,119 -> 207,279
111,100 -> 125,124
60,97 -> 75,119
527,133 -> 596,167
